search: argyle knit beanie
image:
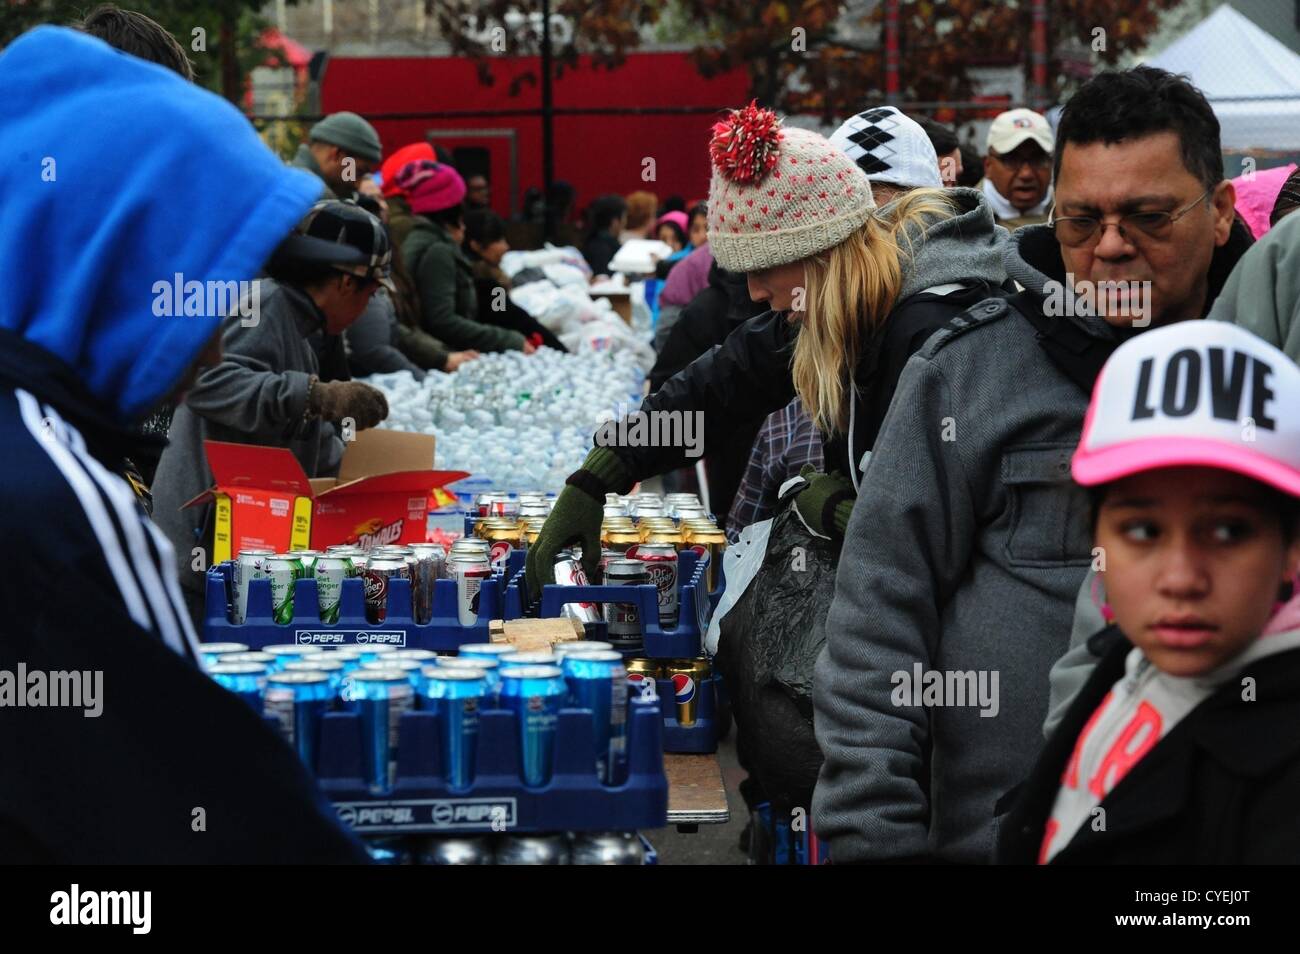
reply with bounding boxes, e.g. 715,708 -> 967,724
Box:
707,102 -> 876,273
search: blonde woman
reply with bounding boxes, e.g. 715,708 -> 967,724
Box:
527,103 -> 1010,594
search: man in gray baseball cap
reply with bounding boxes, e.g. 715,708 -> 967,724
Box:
292,110 -> 383,199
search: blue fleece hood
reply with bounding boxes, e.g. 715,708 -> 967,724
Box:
0,27 -> 323,424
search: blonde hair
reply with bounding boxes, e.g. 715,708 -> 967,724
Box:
792,188 -> 959,434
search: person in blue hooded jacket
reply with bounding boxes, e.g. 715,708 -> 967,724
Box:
0,26 -> 367,863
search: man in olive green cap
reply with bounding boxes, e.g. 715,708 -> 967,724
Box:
292,110 -> 383,199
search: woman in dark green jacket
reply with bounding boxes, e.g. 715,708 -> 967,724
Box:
396,159 -> 533,354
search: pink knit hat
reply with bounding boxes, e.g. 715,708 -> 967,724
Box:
706,102 -> 876,273
657,210 -> 689,234
394,159 -> 466,215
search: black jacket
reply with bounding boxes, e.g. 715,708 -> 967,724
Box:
624,278 -> 1009,484
0,329 -> 367,864
582,231 -> 621,277
998,627 -> 1300,864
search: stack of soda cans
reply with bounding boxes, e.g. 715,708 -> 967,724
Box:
362,830 -> 648,865
227,542 -> 449,627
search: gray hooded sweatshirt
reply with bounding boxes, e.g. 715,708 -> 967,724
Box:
812,224 -> 1125,863
151,279 -> 345,600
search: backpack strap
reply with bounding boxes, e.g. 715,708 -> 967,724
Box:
1004,290 -> 1118,397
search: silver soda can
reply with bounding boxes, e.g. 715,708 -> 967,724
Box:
495,833 -> 570,865
233,548 -> 275,624
265,556 -> 297,625
410,543 -> 446,623
570,831 -> 646,865
605,559 -> 649,648
450,553 -> 491,627
553,552 -> 601,625
631,543 -> 678,629
417,836 -> 494,865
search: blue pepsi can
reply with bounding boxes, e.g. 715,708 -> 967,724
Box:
552,640 -> 613,662
500,650 -> 557,667
208,662 -> 267,712
421,669 -> 487,789
344,670 -> 415,794
264,670 -> 334,768
363,657 -> 423,690
262,643 -> 319,671
284,657 -> 345,695
457,642 -> 517,662
307,648 -> 363,672
221,651 -> 275,668
357,643 -> 400,663
434,657 -> 501,707
395,649 -> 439,665
561,651 -> 628,785
201,642 -> 249,668
499,665 -> 567,786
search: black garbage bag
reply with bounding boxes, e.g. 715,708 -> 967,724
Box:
715,499 -> 838,817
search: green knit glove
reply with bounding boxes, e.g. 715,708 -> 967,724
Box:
525,447 -> 632,601
792,465 -> 856,542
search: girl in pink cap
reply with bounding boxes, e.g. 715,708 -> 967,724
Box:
999,321 -> 1300,864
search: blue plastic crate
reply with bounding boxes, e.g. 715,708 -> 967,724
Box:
320,697 -> 667,835
202,561 -> 505,652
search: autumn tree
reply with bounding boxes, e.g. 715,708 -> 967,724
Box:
433,0 -> 1185,116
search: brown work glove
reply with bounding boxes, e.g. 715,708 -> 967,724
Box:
308,377 -> 389,431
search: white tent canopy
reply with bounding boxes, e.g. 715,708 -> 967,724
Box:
1145,4 -> 1300,151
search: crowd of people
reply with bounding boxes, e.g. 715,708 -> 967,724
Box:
4,3 -> 1300,866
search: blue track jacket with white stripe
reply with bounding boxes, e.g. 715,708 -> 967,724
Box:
0,27 -> 366,863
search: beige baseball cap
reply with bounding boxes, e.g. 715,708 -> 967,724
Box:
986,108 -> 1054,156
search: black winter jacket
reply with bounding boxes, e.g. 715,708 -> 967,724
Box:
998,627 -> 1300,864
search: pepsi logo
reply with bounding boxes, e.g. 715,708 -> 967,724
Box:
528,696 -> 545,712
673,673 -> 695,704
627,673 -> 647,682
489,541 -> 512,567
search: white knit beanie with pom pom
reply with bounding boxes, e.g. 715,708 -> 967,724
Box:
706,102 -> 878,273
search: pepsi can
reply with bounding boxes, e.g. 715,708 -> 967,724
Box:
283,657 -> 346,694
200,642 -> 249,669
457,642 -> 517,662
551,640 -> 613,661
561,651 -> 628,785
499,650 -> 557,667
208,662 -> 267,712
417,836 -> 493,865
665,658 -> 709,727
570,831 -> 646,865
307,647 -> 363,672
422,669 -> 487,789
344,670 -> 415,793
435,657 -> 502,706
220,651 -> 275,668
356,643 -> 399,663
363,835 -> 413,865
495,833 -> 569,865
499,665 -> 567,786
362,657 -> 423,690
264,670 -> 333,768
395,649 -> 439,665
261,643 -> 318,671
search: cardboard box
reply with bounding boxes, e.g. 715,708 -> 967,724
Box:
488,618 -> 585,650
185,430 -> 467,563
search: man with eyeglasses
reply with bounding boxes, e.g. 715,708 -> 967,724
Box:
812,66 -> 1255,864
981,108 -> 1055,228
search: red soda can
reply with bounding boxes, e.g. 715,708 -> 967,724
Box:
362,558 -> 408,624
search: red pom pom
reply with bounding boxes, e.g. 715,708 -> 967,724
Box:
710,101 -> 783,185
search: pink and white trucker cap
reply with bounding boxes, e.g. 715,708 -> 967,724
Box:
1072,321 -> 1300,495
